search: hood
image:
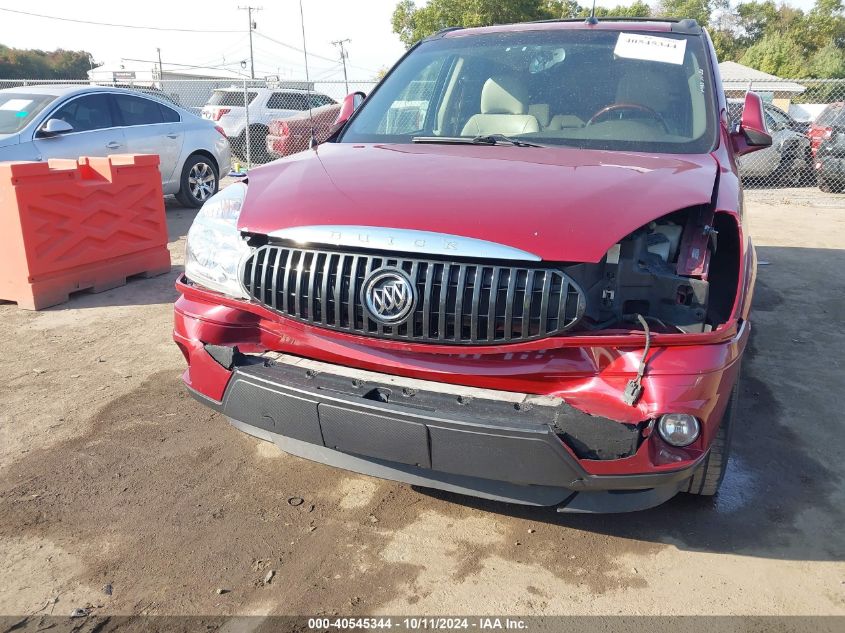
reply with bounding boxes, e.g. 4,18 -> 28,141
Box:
0,133 -> 20,149
240,143 -> 717,263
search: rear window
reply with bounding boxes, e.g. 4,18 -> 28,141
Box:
311,94 -> 336,107
0,93 -> 56,134
208,90 -> 257,107
160,104 -> 181,122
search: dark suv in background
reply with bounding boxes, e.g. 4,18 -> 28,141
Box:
813,103 -> 845,192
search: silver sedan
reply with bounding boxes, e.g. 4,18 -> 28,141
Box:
0,85 -> 231,207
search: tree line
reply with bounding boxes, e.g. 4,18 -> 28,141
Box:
391,0 -> 845,78
0,45 -> 93,80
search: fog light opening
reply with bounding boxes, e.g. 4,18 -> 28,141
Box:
657,413 -> 701,447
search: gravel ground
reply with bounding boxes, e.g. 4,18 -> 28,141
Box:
0,188 -> 843,622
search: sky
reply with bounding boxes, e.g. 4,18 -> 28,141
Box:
0,1 -> 407,82
0,0 -> 824,83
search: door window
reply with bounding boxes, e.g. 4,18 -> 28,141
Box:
51,94 -> 115,132
379,58 -> 446,135
114,94 -> 165,126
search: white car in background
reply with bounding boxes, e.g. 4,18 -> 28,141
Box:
201,86 -> 336,162
0,85 -> 231,207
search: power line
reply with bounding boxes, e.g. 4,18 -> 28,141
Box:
118,57 -> 248,76
312,63 -> 344,81
0,6 -> 382,77
193,35 -> 251,69
254,32 -> 379,75
252,31 -> 338,65
0,7 -> 243,33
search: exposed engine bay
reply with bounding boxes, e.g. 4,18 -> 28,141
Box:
566,207 -> 739,334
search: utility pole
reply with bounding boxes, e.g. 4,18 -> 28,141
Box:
156,47 -> 163,80
238,6 -> 262,80
332,38 -> 350,93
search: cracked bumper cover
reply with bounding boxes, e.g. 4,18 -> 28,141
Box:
187,350 -> 705,513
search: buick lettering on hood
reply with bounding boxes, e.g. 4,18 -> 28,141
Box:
174,17 -> 770,512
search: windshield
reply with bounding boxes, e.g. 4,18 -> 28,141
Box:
0,93 -> 56,134
208,90 -> 257,107
341,29 -> 717,154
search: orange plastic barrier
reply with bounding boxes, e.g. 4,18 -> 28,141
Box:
0,154 -> 171,310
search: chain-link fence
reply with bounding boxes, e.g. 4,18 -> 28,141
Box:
1,76 -> 843,193
0,78 -> 377,168
724,79 -> 845,194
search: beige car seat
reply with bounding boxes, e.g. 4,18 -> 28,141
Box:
528,104 -> 550,128
461,76 -> 540,136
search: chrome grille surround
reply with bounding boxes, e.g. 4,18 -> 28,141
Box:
241,244 -> 586,345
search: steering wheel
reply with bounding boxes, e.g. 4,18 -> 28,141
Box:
587,103 -> 668,132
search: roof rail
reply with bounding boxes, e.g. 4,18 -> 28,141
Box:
426,26 -> 464,40
528,16 -> 701,34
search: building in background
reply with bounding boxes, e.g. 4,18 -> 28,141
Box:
719,61 -> 805,113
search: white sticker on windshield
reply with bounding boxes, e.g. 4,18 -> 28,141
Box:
0,99 -> 33,111
614,33 -> 687,65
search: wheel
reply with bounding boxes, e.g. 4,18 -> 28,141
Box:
772,146 -> 802,187
819,173 -> 845,193
230,132 -> 247,162
800,148 -> 816,186
819,176 -> 833,193
683,384 -> 738,497
176,155 -> 219,208
230,126 -> 269,164
247,125 -> 270,164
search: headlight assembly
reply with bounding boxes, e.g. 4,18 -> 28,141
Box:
185,182 -> 251,298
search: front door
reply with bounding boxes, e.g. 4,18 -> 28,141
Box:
32,93 -> 126,163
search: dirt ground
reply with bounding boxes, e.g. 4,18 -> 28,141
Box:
1,188 -> 844,622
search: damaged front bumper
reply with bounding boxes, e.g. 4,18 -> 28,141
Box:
174,277 -> 747,513
190,351 -> 702,512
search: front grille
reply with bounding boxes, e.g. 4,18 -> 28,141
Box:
242,245 -> 585,345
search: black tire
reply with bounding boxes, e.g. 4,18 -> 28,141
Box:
772,146 -> 802,187
176,154 -> 219,208
683,384 -> 738,497
230,132 -> 247,162
819,176 -> 833,193
248,125 -> 270,164
800,148 -> 816,186
819,174 -> 845,194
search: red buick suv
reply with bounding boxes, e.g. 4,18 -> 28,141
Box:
174,18 -> 771,512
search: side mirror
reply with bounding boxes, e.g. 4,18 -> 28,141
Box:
730,92 -> 772,156
38,118 -> 74,137
334,91 -> 366,129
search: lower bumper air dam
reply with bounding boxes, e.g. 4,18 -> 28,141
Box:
188,350 -> 703,513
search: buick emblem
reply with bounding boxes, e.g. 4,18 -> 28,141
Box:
363,268 -> 416,324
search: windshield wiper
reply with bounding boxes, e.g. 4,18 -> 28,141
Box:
412,134 -> 545,148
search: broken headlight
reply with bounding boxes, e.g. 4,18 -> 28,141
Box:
564,209 -> 738,334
